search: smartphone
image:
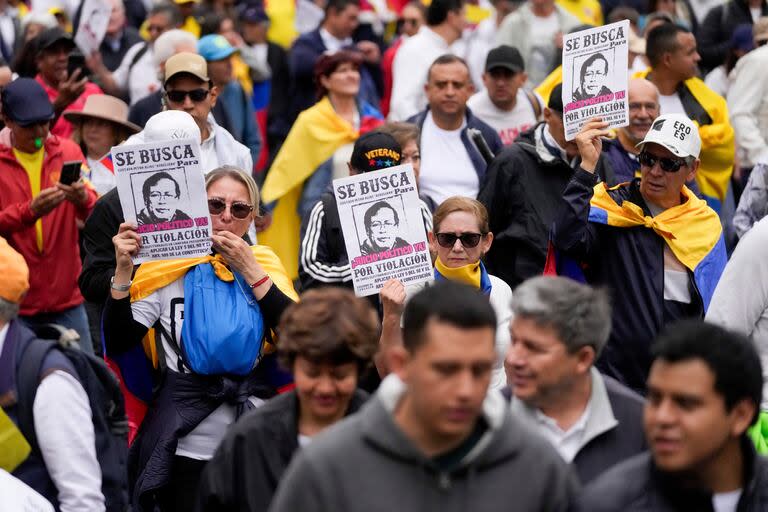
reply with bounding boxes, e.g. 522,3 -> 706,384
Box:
67,51 -> 91,79
60,161 -> 82,186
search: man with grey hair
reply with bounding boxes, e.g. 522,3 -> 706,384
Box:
506,276 -> 646,485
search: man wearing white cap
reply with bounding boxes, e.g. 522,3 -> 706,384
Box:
552,114 -> 727,393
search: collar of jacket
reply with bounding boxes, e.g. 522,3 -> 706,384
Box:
363,373 -> 511,469
652,435 -> 765,510
511,368 -> 618,455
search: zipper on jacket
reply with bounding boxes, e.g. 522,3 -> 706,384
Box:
437,472 -> 451,490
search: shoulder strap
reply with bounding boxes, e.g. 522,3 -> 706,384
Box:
127,42 -> 149,74
525,90 -> 542,119
16,338 -> 57,453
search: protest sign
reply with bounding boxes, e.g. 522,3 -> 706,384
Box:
333,164 -> 433,296
113,139 -> 212,264
74,0 -> 111,56
562,20 -> 630,140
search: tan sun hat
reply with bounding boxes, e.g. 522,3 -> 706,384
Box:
754,17 -> 768,44
64,94 -> 141,134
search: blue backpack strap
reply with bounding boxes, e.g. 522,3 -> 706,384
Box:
15,336 -> 58,453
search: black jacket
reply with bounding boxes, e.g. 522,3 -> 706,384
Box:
478,124 -> 612,289
99,27 -> 144,72
79,188 -> 123,304
553,169 -> 704,393
698,0 -> 768,72
575,439 -> 768,511
194,389 -> 369,512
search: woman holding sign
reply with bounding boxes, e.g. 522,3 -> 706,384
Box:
103,166 -> 298,512
378,197 -> 513,390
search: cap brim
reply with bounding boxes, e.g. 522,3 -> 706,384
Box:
202,48 -> 237,61
15,114 -> 55,127
635,138 -> 692,158
164,70 -> 210,85
63,111 -> 141,133
40,36 -> 75,52
485,62 -> 523,73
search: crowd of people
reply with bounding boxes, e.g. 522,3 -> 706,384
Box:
2,0 -> 768,510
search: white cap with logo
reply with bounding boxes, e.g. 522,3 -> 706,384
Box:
636,113 -> 701,159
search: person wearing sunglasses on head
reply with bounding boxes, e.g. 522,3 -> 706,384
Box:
377,197 -> 512,390
552,113 -> 727,395
103,165 -> 298,512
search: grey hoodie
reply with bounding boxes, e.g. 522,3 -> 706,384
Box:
268,375 -> 579,512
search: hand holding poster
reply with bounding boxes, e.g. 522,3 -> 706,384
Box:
333,164 -> 433,296
562,20 -> 630,140
74,0 -> 111,56
113,139 -> 212,263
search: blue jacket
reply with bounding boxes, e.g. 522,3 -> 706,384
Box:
553,169 -> 708,393
219,80 -> 262,166
407,106 -> 503,198
288,28 -> 382,123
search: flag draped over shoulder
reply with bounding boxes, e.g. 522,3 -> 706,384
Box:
259,96 -> 382,279
108,245 -> 297,443
588,182 -> 727,309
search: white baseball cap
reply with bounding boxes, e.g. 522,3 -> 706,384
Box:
143,110 -> 201,142
636,113 -> 701,159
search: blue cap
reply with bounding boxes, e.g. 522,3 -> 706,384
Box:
197,34 -> 237,62
2,78 -> 54,126
731,24 -> 754,52
239,4 -> 269,24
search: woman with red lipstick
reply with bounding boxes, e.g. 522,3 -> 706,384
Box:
196,287 -> 379,512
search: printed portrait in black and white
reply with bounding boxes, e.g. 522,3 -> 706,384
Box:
136,171 -> 191,225
359,200 -> 410,255
572,52 -> 612,101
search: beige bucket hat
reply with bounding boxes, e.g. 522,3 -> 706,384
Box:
64,94 -> 141,133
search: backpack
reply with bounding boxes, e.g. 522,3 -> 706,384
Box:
15,324 -> 130,512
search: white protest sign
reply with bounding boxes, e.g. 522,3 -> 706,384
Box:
113,139 -> 212,263
562,20 -> 630,140
333,163 -> 433,297
74,0 -> 111,56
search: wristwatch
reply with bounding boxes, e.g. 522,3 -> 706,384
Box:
110,276 -> 132,292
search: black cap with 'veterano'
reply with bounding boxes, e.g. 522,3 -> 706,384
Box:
350,132 -> 403,173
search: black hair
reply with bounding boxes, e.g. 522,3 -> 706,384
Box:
580,52 -> 608,81
426,53 -> 470,82
199,12 -> 227,37
143,171 -> 181,202
426,0 -> 465,26
403,281 -> 497,352
652,320 -> 763,425
149,2 -> 183,27
646,22 -> 690,67
364,201 -> 399,230
325,0 -> 359,16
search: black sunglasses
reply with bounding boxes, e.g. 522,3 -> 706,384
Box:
207,198 -> 254,219
166,88 -> 209,103
639,151 -> 687,173
435,232 -> 483,248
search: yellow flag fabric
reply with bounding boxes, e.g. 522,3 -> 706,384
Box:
632,69 -> 735,208
0,407 -> 30,472
589,183 -> 722,271
265,0 -> 298,48
434,257 -> 482,289
534,66 -> 563,105
556,0 -> 603,25
259,96 -> 359,279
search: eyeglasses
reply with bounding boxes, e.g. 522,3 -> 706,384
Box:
370,221 -> 396,230
149,192 -> 177,200
639,151 -> 687,173
629,102 -> 659,112
435,232 -> 483,248
207,198 -> 254,219
166,88 -> 209,103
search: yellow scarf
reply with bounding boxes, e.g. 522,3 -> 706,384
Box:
590,183 -> 722,271
434,257 -> 483,289
259,96 -> 359,279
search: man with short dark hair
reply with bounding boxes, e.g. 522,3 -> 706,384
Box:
507,276 -> 646,485
636,22 -> 735,213
554,113 -> 727,392
409,54 -> 502,206
390,0 -> 466,120
34,27 -> 103,139
576,320 -> 768,511
288,0 -> 382,122
269,281 -> 578,512
467,45 -> 541,145
479,83 -> 610,288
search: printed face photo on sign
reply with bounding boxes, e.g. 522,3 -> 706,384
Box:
132,168 -> 193,226
355,199 -> 410,255
571,51 -> 614,101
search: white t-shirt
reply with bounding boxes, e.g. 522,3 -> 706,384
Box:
713,489 -> 742,512
527,13 -> 560,86
467,89 -> 538,145
131,278 -> 263,460
112,42 -> 160,106
658,92 -> 686,115
534,401 -> 591,463
86,155 -> 117,196
751,6 -> 762,21
418,112 -> 478,205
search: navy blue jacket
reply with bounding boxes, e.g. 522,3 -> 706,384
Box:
553,169 -> 704,393
408,106 -> 503,200
288,28 -> 382,123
